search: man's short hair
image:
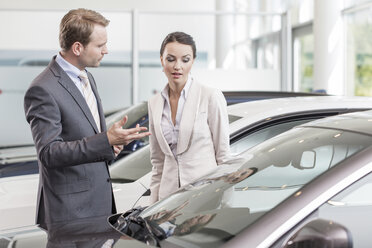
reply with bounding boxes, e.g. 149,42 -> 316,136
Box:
59,8 -> 109,51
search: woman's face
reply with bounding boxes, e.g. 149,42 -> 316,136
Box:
161,41 -> 194,86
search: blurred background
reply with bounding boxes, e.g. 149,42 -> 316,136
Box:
0,0 -> 372,146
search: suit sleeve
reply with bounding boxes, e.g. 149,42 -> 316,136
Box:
208,89 -> 231,165
148,101 -> 165,204
24,85 -> 115,168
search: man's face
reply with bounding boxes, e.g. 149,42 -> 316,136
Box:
79,24 -> 108,68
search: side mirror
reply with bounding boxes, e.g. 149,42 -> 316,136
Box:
284,219 -> 353,248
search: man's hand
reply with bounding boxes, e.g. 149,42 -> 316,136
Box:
107,115 -> 151,146
113,145 -> 123,157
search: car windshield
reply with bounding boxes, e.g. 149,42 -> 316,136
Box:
139,126 -> 372,246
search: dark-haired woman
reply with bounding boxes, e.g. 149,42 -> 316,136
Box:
148,31 -> 230,203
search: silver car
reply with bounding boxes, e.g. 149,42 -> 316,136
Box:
113,109 -> 372,248
110,96 -> 372,210
2,109 -> 372,248
1,96 -> 372,230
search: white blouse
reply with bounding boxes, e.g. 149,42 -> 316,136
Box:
160,76 -> 193,159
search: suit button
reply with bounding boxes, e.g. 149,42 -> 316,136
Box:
107,178 -> 110,182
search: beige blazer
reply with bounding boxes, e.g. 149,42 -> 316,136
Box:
148,80 -> 230,203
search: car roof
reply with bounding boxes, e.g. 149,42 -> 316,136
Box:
223,91 -> 328,105
301,109 -> 372,136
228,96 -> 372,133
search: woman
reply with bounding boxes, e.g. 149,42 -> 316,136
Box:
148,31 -> 230,203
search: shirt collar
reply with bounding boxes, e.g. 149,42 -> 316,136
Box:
55,52 -> 82,79
161,75 -> 193,100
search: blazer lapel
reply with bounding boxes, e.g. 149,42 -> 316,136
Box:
152,94 -> 173,156
177,81 -> 201,155
50,60 -> 100,133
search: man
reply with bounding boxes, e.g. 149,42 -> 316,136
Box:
24,8 -> 150,230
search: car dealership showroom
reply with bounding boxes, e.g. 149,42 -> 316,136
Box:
1,0 -> 372,247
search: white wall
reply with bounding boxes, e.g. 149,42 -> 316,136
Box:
0,0 -> 215,52
0,64 -> 279,147
0,0 -> 214,12
0,0 -> 282,146
0,66 -> 132,146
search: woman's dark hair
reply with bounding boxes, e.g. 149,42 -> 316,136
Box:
160,31 -> 197,58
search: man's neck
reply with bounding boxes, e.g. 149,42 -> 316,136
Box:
59,51 -> 84,70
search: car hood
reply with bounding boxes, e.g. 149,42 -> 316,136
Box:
0,215 -> 150,248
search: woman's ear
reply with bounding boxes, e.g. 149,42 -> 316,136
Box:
160,56 -> 165,71
160,56 -> 164,67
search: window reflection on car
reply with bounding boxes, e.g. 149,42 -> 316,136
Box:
230,119 -> 311,155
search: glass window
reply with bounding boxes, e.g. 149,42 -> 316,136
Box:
318,172 -> 372,248
290,0 -> 314,26
293,34 -> 314,92
230,119 -> 314,155
256,34 -> 281,70
344,0 -> 372,8
345,6 -> 372,96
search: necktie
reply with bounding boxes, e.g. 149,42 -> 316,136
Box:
79,71 -> 101,132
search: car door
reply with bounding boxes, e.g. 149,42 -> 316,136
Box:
273,172 -> 372,248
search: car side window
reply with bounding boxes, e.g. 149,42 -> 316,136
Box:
230,119 -> 313,155
273,172 -> 372,248
317,172 -> 372,248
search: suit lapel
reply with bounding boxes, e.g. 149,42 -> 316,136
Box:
152,94 -> 173,156
50,60 -> 100,133
177,81 -> 201,155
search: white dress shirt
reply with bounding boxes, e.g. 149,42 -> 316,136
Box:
55,53 -> 97,103
161,76 -> 193,159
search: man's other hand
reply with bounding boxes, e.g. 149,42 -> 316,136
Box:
107,115 -> 151,146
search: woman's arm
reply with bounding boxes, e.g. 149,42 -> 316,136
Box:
148,101 -> 165,204
208,89 -> 231,165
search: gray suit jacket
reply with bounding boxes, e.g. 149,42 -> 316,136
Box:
24,57 -> 116,229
